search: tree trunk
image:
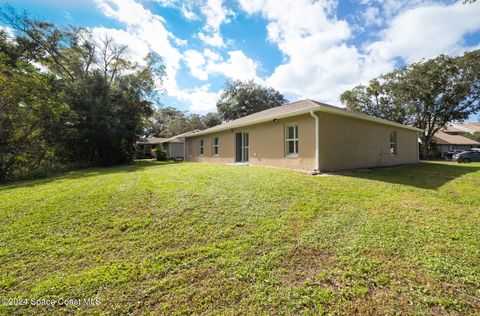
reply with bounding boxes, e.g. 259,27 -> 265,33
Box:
0,155 -> 15,182
421,134 -> 432,159
0,165 -> 6,182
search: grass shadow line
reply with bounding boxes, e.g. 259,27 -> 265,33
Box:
332,161 -> 480,190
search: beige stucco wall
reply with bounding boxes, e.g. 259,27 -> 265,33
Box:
317,112 -> 419,171
185,111 -> 419,172
166,143 -> 184,159
185,114 -> 316,171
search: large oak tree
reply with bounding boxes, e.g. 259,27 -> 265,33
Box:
216,80 -> 287,121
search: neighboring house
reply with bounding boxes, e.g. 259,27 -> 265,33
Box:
136,137 -> 167,158
432,131 -> 480,157
160,130 -> 199,160
433,122 -> 480,157
184,99 -> 422,172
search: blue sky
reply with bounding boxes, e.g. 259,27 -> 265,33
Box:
2,0 -> 480,121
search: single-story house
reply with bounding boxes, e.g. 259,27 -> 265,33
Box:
160,130 -> 199,160
184,99 -> 422,172
432,131 -> 480,157
136,137 -> 167,158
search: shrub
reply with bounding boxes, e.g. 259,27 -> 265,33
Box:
155,145 -> 168,161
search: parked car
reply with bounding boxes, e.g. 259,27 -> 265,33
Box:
453,151 -> 480,163
444,150 -> 465,160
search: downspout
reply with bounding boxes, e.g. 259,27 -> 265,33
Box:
183,138 -> 186,161
416,132 -> 420,162
310,110 -> 320,172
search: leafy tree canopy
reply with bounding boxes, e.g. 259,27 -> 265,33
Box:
144,107 -> 222,138
216,80 -> 287,121
0,29 -> 73,181
0,6 -> 166,180
463,131 -> 480,142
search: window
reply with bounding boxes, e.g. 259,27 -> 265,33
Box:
187,140 -> 192,156
390,131 -> 397,155
285,124 -> 299,156
199,139 -> 204,155
212,137 -> 219,156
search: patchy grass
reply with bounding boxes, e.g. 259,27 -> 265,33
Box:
0,160 -> 479,314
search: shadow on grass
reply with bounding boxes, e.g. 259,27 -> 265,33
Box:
0,160 -> 180,191
334,161 -> 480,190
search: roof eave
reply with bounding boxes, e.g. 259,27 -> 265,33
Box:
433,137 -> 480,145
184,103 -> 320,137
436,142 -> 479,145
185,100 -> 422,137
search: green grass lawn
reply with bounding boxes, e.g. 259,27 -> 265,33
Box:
1,161 -> 479,315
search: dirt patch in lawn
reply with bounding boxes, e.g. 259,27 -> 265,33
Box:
279,245 -> 337,286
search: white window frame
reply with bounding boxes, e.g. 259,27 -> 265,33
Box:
199,139 -> 204,156
212,137 -> 219,156
390,131 -> 397,156
285,124 -> 299,157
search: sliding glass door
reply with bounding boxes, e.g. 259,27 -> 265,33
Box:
235,132 -> 249,163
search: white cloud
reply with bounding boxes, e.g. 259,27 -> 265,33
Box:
95,0 -> 185,95
267,43 -> 369,103
209,51 -> 259,81
94,0 -> 480,113
238,0 -> 358,103
184,49 -> 208,80
196,0 -> 234,47
362,6 -> 382,27
200,0 -> 233,31
370,0 -> 426,19
203,48 -> 222,61
173,37 -> 188,46
367,1 -> 480,63
154,0 -> 232,47
172,84 -> 220,113
154,0 -> 199,20
198,31 -> 225,47
94,0 -> 218,112
183,49 -> 259,81
91,26 -> 150,64
180,4 -> 198,20
238,0 -> 480,105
